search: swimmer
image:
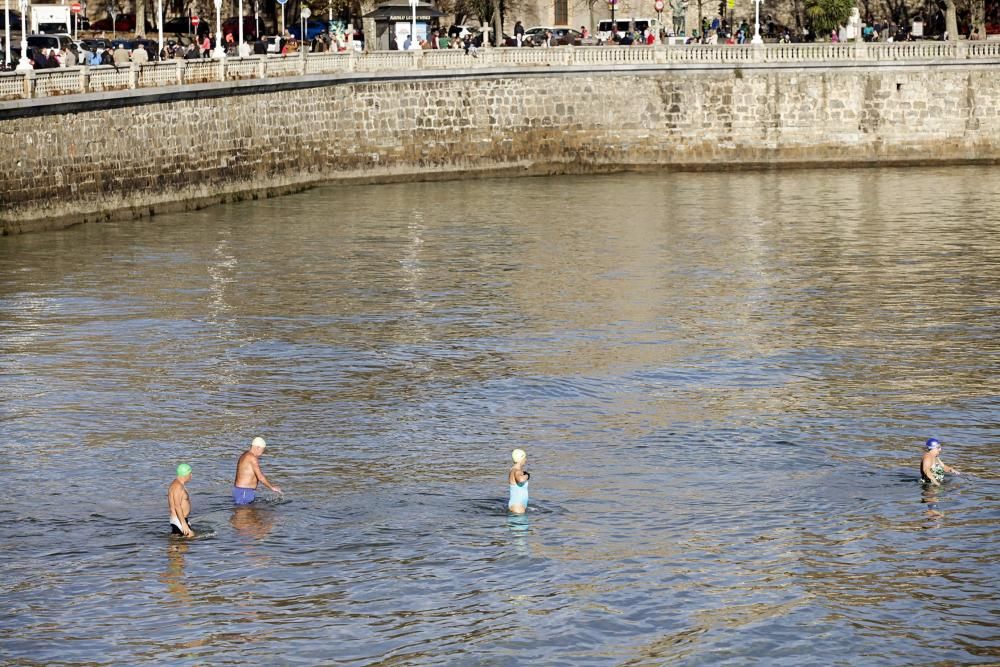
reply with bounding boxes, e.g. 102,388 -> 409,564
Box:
233,437 -> 282,505
921,438 -> 960,486
168,463 -> 194,537
508,448 -> 530,514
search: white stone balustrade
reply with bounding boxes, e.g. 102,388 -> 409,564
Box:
1,41 -> 998,102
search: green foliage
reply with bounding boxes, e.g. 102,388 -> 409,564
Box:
805,0 -> 854,34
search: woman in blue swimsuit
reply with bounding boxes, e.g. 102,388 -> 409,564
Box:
508,449 -> 530,514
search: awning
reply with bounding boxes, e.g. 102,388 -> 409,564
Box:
363,1 -> 445,20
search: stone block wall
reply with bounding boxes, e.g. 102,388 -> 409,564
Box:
2,64 -> 999,234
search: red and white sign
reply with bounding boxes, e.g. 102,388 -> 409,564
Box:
191,15 -> 201,27
654,0 -> 664,10
70,2 -> 82,13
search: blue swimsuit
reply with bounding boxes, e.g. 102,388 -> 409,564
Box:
508,480 -> 529,510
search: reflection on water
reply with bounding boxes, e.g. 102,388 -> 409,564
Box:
1,166 -> 998,665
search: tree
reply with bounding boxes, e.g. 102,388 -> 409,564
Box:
804,0 -> 854,34
944,0 -> 958,38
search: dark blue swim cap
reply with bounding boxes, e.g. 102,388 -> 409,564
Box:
925,438 -> 941,450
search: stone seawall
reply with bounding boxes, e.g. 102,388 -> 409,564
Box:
2,62 -> 999,234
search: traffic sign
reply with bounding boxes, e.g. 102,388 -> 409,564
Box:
276,0 -> 288,6
70,2 -> 82,13
654,0 -> 664,10
301,6 -> 311,17
190,15 -> 200,26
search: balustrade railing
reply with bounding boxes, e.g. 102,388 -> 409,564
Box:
1,41 -> 997,102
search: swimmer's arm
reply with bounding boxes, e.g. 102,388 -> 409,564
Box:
941,459 -> 960,474
252,458 -> 282,494
514,468 -> 529,484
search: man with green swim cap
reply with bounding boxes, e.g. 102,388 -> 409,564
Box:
168,463 -> 194,537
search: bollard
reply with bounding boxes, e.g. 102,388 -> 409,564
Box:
129,62 -> 139,89
258,56 -> 266,79
80,65 -> 90,94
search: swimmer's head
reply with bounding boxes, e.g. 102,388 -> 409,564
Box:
511,448 -> 527,464
177,463 -> 192,478
251,437 -> 267,451
926,438 -> 941,451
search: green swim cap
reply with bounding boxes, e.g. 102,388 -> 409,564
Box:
177,463 -> 192,477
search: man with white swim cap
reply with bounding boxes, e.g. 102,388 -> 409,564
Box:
168,463 -> 194,537
233,437 -> 282,505
508,449 -> 530,514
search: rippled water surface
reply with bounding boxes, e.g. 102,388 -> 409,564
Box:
2,167 -> 999,665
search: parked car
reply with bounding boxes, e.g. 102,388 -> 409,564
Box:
288,18 -> 328,41
27,33 -> 76,52
0,10 -> 23,31
219,16 -> 260,40
162,16 -> 206,34
522,26 -> 582,46
89,13 -> 155,34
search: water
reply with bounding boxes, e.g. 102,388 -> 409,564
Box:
1,167 -> 998,665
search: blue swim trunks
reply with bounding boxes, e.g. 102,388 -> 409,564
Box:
233,486 -> 256,505
508,481 -> 529,510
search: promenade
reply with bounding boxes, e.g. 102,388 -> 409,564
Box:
3,41 -> 1000,102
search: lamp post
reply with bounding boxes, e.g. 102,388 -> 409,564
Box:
253,0 -> 258,39
608,0 -> 616,30
16,0 -> 29,70
4,0 -> 11,69
408,0 -> 416,49
237,0 -> 243,55
157,0 -> 163,56
213,0 -> 225,56
300,5 -> 309,46
751,0 -> 763,43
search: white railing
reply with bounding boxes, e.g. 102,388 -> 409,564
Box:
1,41 -> 998,102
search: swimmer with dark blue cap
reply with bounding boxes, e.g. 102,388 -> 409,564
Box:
920,438 -> 960,486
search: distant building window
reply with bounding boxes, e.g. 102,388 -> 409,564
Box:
555,0 -> 568,24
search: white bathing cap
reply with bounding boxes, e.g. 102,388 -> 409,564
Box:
511,448 -> 526,464
251,437 -> 267,449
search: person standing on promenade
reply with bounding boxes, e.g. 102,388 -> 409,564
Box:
168,463 -> 195,537
233,437 -> 282,505
514,21 -> 525,46
921,438 -> 960,486
508,449 -> 530,514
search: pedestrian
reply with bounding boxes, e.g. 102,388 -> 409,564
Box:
131,43 -> 149,64
514,20 -> 524,46
233,437 -> 283,505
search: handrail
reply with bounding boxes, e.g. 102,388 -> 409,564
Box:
2,41 -> 998,102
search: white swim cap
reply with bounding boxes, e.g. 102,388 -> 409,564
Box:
251,437 -> 267,449
511,449 -> 526,464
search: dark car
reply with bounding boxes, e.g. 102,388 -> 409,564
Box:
89,13 -> 155,34
222,16 -> 259,39
0,10 -> 23,31
162,16 -> 205,34
288,18 -> 328,41
522,26 -> 582,46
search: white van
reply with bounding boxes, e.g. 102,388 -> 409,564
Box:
597,17 -> 661,42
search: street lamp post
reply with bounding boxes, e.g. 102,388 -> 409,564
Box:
751,0 -> 763,43
157,0 -> 163,56
237,0 -> 243,55
4,0 -> 12,69
300,5 -> 309,47
608,0 -> 617,31
16,0 -> 29,70
409,0 -> 416,49
213,0 -> 225,57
